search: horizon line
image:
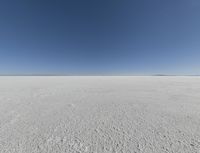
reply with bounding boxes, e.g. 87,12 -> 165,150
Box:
0,74 -> 199,76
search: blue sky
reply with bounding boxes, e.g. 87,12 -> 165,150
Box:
0,0 -> 200,75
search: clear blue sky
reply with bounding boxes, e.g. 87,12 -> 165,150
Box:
0,0 -> 200,75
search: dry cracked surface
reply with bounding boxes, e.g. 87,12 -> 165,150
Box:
0,76 -> 200,153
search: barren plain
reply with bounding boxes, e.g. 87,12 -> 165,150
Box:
0,76 -> 200,153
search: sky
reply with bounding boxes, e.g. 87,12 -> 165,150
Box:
0,0 -> 200,75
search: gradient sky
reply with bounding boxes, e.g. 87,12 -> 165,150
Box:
0,0 -> 200,75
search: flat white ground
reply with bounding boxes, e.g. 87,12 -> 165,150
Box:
0,76 -> 200,153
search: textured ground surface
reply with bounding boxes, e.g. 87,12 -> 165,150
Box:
0,76 -> 200,153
